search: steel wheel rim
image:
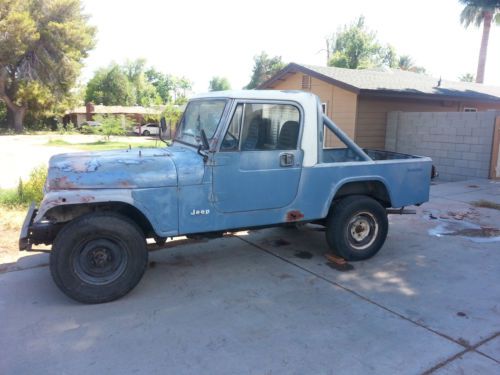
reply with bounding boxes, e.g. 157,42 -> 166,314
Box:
73,238 -> 128,285
346,211 -> 379,250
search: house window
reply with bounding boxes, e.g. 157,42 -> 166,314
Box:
321,103 -> 327,114
464,107 -> 477,112
301,75 -> 311,89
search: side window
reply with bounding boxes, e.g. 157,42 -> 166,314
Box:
221,104 -> 243,151
241,103 -> 300,151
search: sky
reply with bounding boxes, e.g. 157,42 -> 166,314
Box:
80,0 -> 500,94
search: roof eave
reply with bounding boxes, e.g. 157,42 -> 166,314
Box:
258,63 -> 360,94
359,89 -> 500,103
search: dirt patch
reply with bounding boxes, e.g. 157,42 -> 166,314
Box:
471,199 -> 500,211
433,208 -> 480,221
428,212 -> 500,243
0,206 -> 25,263
450,227 -> 500,238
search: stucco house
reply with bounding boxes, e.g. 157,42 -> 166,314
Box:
259,63 -> 500,149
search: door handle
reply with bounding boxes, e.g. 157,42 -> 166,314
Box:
280,152 -> 294,167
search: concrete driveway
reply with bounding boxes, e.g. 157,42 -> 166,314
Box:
1,179 -> 499,374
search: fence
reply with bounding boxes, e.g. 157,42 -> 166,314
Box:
385,111 -> 496,181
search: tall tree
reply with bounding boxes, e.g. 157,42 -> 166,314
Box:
145,68 -> 176,103
0,0 -> 96,132
325,17 -> 427,73
209,76 -> 231,91
327,16 -> 382,69
460,0 -> 500,83
86,60 -> 192,106
85,64 -> 135,105
0,101 -> 6,127
174,77 -> 192,104
245,52 -> 285,89
397,55 -> 426,73
123,59 -> 160,106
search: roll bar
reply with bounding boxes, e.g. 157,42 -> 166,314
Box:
322,114 -> 372,162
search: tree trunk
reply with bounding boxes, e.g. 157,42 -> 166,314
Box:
7,105 -> 26,133
476,12 -> 492,84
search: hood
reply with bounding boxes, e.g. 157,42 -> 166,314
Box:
47,147 -> 193,191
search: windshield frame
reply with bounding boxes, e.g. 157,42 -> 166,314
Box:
174,98 -> 229,147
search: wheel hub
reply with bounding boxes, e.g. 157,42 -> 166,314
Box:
350,219 -> 371,241
74,239 -> 128,285
347,212 -> 379,250
89,248 -> 112,268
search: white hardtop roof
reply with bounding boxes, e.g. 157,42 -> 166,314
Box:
192,90 -> 319,105
193,90 -> 320,167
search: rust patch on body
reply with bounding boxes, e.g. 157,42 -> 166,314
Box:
79,195 -> 95,203
59,158 -> 100,173
50,176 -> 77,190
286,210 -> 304,222
119,180 -> 132,188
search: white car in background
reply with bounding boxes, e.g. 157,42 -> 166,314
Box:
80,121 -> 102,128
134,123 -> 159,136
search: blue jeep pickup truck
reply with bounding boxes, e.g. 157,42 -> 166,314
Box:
20,90 -> 433,303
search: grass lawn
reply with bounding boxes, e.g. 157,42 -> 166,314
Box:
46,139 -> 162,151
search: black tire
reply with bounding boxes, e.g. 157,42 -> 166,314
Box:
142,130 -> 150,136
50,213 -> 148,303
326,195 -> 388,261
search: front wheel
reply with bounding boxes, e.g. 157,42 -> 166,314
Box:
142,130 -> 150,136
326,195 -> 388,261
50,213 -> 148,303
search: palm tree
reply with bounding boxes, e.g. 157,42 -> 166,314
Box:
397,55 -> 427,73
460,0 -> 500,83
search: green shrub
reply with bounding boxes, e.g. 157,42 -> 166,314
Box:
0,165 -> 47,207
94,115 -> 128,141
80,124 -> 96,134
56,122 -> 77,134
20,165 -> 47,204
0,188 -> 22,206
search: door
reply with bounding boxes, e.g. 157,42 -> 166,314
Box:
213,102 -> 303,213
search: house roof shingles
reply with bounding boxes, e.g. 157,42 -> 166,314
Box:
262,63 -> 500,102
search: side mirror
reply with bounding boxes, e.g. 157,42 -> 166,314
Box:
159,117 -> 170,143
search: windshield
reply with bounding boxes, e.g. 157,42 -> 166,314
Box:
175,99 -> 227,145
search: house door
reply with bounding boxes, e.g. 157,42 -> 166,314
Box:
212,102 -> 303,213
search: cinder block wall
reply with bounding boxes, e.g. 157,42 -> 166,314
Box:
385,111 -> 496,181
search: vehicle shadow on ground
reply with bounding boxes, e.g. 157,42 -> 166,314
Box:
0,252 -> 49,273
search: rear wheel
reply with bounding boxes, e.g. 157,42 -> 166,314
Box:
50,213 -> 148,303
142,130 -> 150,136
326,195 -> 388,261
